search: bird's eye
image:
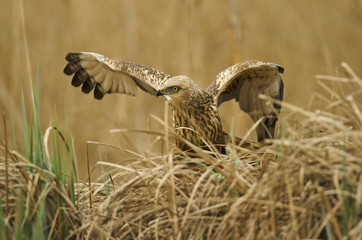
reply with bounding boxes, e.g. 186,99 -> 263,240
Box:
172,86 -> 179,92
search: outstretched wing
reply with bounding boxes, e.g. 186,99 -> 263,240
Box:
206,60 -> 284,142
63,52 -> 171,100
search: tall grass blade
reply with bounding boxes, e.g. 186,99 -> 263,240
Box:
32,198 -> 46,240
0,201 -> 6,240
21,90 -> 29,159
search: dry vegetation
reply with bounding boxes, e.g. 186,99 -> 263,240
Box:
1,0 -> 362,239
1,65 -> 361,239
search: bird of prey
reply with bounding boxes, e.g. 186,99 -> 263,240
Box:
64,52 -> 284,152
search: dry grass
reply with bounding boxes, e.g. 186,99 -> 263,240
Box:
1,1 -> 362,239
1,64 -> 361,239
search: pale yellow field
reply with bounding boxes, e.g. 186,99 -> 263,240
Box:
1,0 -> 361,179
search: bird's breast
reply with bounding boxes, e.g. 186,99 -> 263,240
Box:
171,103 -> 224,151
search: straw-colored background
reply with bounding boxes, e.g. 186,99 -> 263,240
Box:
1,0 -> 361,178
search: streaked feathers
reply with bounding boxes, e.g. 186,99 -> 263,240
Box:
64,52 -> 171,99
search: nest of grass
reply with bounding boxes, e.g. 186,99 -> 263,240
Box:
1,63 -> 362,239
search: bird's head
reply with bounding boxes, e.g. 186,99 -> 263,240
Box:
156,75 -> 202,104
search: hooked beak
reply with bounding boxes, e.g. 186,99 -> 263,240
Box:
156,90 -> 163,97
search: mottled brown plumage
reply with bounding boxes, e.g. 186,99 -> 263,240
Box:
158,76 -> 224,151
64,52 -> 284,151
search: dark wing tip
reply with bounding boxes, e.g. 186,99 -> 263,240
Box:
64,62 -> 83,75
267,62 -> 284,74
277,66 -> 284,74
65,52 -> 80,63
71,70 -> 88,87
63,63 -> 77,75
81,79 -> 95,94
64,52 -> 104,99
278,77 -> 284,102
64,53 -> 82,75
94,85 -> 105,100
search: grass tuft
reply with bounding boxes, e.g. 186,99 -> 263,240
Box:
0,75 -> 83,239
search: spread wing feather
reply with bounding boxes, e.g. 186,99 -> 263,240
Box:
64,52 -> 171,100
206,60 -> 284,142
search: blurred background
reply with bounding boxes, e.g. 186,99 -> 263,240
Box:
1,0 -> 361,179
